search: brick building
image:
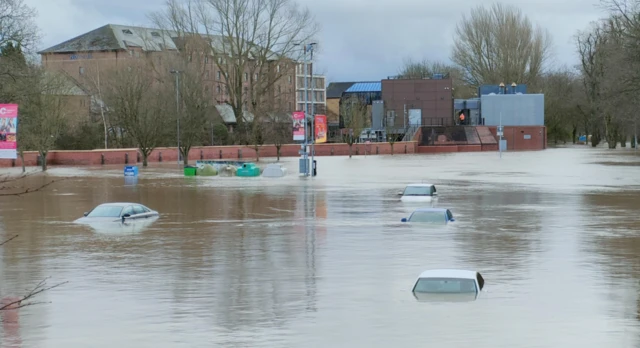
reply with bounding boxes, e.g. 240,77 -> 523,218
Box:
38,24 -> 304,130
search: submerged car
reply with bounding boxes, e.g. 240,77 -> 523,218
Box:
74,202 -> 159,223
398,183 -> 438,202
412,269 -> 485,300
400,208 -> 455,224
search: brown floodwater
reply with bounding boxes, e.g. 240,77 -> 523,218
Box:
2,146 -> 640,347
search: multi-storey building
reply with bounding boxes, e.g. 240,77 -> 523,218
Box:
294,63 -> 326,115
38,24 -> 298,130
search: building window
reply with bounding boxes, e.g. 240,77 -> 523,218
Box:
278,85 -> 281,93
216,71 -> 221,80
289,102 -> 292,110
122,29 -> 133,35
288,75 -> 292,84
277,65 -> 280,73
129,50 -> 133,56
206,70 -> 210,78
216,85 -> 221,93
79,66 -> 84,75
188,54 -> 192,62
244,72 -> 248,81
204,56 -> 208,63
205,86 -> 209,93
151,31 -> 160,37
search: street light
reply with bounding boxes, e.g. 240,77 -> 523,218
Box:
307,42 -> 317,177
170,70 -> 181,165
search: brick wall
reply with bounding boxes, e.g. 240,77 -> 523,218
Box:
0,142 -> 418,168
486,126 -> 547,151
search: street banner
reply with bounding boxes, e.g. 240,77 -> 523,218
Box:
293,111 -> 305,141
314,115 -> 327,143
0,104 -> 18,159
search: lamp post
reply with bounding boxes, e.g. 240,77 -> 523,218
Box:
170,70 -> 181,165
307,43 -> 317,177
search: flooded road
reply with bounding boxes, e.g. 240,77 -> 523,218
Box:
2,146 -> 640,347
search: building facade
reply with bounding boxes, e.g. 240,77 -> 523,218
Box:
295,63 -> 326,115
381,76 -> 454,128
38,24 -> 299,129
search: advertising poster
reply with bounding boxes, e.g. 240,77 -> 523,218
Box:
0,104 -> 18,159
314,115 -> 327,144
293,111 -> 305,141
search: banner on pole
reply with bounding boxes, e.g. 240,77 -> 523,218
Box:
314,115 -> 327,143
0,104 -> 18,159
293,111 -> 305,141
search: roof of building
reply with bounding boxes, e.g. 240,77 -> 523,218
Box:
326,82 -> 356,99
344,81 -> 381,93
38,24 -> 294,61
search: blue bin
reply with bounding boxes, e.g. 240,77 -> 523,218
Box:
124,166 -> 139,177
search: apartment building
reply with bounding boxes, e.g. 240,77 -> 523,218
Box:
38,24 -> 298,128
294,63 -> 326,115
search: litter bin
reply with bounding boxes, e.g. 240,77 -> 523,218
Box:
312,160 -> 317,177
184,166 -> 197,176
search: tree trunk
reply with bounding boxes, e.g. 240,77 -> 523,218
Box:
620,135 -> 627,148
181,146 -> 190,165
142,151 -> 149,167
390,143 -> 394,155
276,145 -> 281,161
40,151 -> 47,171
572,127 -> 577,144
348,143 -> 353,158
19,150 -> 25,173
255,146 -> 260,162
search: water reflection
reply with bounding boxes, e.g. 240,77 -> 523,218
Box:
2,150 -> 640,346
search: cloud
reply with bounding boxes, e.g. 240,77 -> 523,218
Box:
24,0 -> 606,82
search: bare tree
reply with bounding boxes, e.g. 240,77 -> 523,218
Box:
340,94 -> 367,158
265,111 -> 292,161
0,235 -> 67,311
150,0 -> 320,143
398,58 -> 474,98
537,68 -> 583,144
451,2 -> 553,87
19,68 -> 72,171
101,62 -> 173,166
0,0 -> 39,52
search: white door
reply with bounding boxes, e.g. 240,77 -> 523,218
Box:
408,109 -> 422,126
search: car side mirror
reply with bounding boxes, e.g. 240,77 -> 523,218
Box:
401,218 -> 407,223
123,213 -> 131,218
83,212 -> 88,217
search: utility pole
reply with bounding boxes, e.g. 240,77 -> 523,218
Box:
309,43 -> 316,177
303,45 -> 309,176
171,70 -> 181,165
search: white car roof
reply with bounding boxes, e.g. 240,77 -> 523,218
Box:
417,269 -> 478,280
406,183 -> 434,187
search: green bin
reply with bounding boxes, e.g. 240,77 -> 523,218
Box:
184,166 -> 197,176
236,163 -> 260,177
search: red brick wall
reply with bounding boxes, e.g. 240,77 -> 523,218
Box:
0,142 -> 418,168
486,126 -> 546,151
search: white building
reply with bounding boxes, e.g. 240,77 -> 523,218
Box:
295,63 -> 326,115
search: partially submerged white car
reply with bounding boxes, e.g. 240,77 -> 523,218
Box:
74,202 -> 159,223
412,269 -> 484,301
398,184 -> 438,202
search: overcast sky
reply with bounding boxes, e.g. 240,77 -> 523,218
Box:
26,0 -> 605,83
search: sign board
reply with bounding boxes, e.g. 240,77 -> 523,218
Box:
314,115 -> 327,143
524,134 -> 531,140
499,139 -> 507,152
292,111 -> 305,141
124,166 -> 139,176
0,104 -> 18,159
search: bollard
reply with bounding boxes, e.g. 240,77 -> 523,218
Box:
200,150 -> 204,160
331,147 -> 334,155
219,150 -> 223,159
125,153 -> 129,164
238,149 -> 242,159
159,152 -> 163,162
404,144 -> 407,154
356,147 -> 359,156
11,159 -> 15,167
101,153 -> 105,165
137,152 -> 140,163
376,146 -> 379,155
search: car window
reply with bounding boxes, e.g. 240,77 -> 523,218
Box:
403,186 -> 432,196
121,206 -> 134,216
86,205 -> 123,218
413,278 -> 477,293
132,205 -> 146,215
409,211 -> 446,223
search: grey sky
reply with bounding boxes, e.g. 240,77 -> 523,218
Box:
26,0 -> 604,83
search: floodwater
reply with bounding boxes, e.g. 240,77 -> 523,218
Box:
2,146 -> 640,347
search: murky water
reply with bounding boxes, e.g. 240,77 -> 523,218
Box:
2,146 -> 640,347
